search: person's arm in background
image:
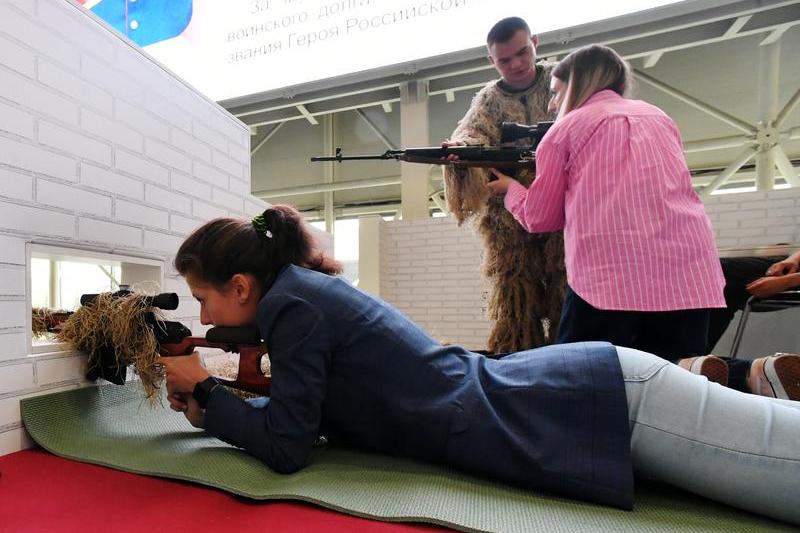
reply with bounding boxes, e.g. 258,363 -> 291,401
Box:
746,272 -> 800,297
746,250 -> 800,297
765,250 -> 800,276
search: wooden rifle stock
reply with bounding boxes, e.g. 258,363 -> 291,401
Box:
159,327 -> 270,396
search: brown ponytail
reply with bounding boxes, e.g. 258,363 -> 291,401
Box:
174,204 -> 342,293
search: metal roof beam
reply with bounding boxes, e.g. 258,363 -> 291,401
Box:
354,109 -> 397,150
250,122 -> 284,156
227,5 -> 799,125
634,70 -> 756,134
253,175 -> 401,198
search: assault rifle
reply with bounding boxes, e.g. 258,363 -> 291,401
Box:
37,289 -> 270,395
310,120 -> 554,169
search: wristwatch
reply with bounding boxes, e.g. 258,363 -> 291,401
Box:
192,377 -> 220,409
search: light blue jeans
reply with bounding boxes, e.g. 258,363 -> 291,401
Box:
617,347 -> 800,525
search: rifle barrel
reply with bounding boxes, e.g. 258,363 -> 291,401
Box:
310,153 -> 397,162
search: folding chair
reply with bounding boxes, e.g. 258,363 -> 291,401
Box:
729,290 -> 800,358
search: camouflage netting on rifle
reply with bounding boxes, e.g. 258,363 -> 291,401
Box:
444,64 -> 566,353
31,308 -> 56,338
56,293 -> 166,403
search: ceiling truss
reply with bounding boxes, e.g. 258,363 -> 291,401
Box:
230,0 -> 800,206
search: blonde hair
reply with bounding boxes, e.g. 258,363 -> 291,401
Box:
553,44 -> 631,119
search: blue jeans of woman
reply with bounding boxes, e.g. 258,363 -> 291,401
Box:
618,346 -> 800,524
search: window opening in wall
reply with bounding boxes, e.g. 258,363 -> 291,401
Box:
28,245 -> 163,354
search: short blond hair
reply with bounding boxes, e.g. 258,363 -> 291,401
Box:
553,44 -> 631,118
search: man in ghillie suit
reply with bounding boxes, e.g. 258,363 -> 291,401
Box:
443,17 -> 565,353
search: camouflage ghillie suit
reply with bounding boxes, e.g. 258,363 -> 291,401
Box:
444,63 -> 566,353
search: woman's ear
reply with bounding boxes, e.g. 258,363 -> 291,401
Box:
229,273 -> 254,304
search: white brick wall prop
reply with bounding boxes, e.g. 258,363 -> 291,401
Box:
0,0 -> 267,455
379,217 -> 490,350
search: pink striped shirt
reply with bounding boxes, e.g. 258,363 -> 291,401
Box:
504,90 -> 725,311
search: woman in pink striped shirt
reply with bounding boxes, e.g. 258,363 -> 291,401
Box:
488,44 -> 726,362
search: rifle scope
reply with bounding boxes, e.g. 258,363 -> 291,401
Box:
80,291 -> 179,310
500,121 -> 555,144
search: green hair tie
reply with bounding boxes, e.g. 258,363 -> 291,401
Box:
252,214 -> 273,239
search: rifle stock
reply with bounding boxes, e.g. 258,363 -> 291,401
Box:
160,327 -> 270,396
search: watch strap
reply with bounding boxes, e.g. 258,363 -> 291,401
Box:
192,376 -> 220,409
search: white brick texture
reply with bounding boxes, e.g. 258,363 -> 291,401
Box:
0,136 -> 78,182
0,234 -> 27,264
0,1 -> 258,456
380,217 -> 490,348
0,166 -> 34,201
81,163 -> 144,200
0,99 -> 35,138
0,265 -> 25,296
0,300 -> 26,329
115,150 -> 169,185
0,332 -> 26,362
35,356 -> 85,386
0,362 -> 35,395
0,428 -> 34,456
704,189 -> 800,248
78,218 -> 142,248
0,67 -> 79,126
37,179 -> 112,217
115,199 -> 170,230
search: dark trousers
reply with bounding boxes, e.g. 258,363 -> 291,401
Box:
556,287 -> 710,363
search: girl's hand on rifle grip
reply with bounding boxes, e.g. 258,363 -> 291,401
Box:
486,168 -> 516,195
161,351 -> 211,394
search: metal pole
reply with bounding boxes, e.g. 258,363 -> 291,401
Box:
323,115 -> 335,233
254,176 -> 402,197
250,122 -> 284,156
755,148 -> 776,191
354,109 -> 397,150
775,88 -> 800,129
772,146 -> 800,187
700,146 -> 758,196
755,41 -> 780,191
683,135 -> 752,153
399,80 -> 431,219
635,70 -> 756,134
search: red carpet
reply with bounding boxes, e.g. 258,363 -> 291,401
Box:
0,448 -> 450,533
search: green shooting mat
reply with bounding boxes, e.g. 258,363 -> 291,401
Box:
21,384 -> 793,533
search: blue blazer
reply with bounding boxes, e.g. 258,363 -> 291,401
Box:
205,265 -> 633,509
